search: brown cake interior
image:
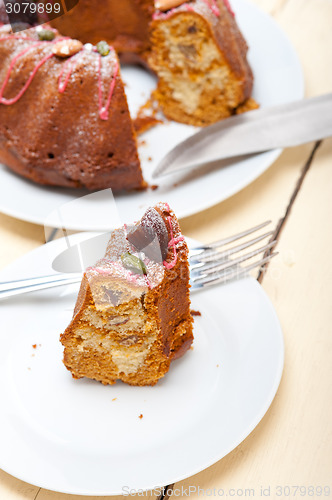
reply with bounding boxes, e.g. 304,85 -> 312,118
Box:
149,2 -> 256,126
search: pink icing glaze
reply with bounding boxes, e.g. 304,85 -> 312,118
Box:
163,216 -> 180,270
98,53 -> 119,120
88,259 -> 152,289
168,235 -> 185,247
0,41 -> 54,105
88,261 -> 142,284
0,33 -> 118,120
58,52 -> 81,93
0,35 -> 38,42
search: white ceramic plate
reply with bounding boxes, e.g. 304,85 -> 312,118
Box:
0,234 -> 284,495
0,0 -> 304,230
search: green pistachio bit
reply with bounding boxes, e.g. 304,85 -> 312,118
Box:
97,40 -> 110,56
121,252 -> 147,276
38,29 -> 55,41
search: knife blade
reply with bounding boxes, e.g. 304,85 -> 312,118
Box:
152,93 -> 332,178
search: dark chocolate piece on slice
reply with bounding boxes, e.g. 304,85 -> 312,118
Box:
127,207 -> 169,262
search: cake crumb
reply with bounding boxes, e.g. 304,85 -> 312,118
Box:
150,184 -> 159,191
216,364 -> 219,368
190,346 -> 194,350
191,310 -> 201,317
27,367 -> 31,371
112,398 -> 117,402
139,414 -> 143,419
32,344 -> 37,349
133,97 -> 163,135
148,157 -> 153,162
134,115 -> 162,135
236,97 -> 259,115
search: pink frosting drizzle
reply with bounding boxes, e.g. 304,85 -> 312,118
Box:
88,259 -> 153,290
169,235 -> 185,247
58,52 -> 81,93
0,33 -> 118,120
163,216 -> 184,270
98,54 -> 119,121
0,41 -> 54,105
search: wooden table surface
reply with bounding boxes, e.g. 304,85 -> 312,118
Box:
0,0 -> 331,498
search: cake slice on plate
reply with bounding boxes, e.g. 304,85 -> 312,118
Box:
60,203 -> 193,386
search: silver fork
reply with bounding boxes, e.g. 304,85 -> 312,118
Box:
0,221 -> 277,300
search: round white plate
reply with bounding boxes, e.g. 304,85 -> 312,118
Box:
0,0 -> 304,230
0,234 -> 284,495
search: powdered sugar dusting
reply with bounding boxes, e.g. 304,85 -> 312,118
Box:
86,203 -> 186,293
0,26 -> 119,118
87,226 -> 165,291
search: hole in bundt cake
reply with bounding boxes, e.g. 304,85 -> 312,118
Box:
47,152 -> 55,159
108,152 -> 114,158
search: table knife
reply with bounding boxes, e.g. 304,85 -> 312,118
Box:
152,93 -> 332,178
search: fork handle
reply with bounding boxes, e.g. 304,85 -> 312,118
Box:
0,274 -> 82,301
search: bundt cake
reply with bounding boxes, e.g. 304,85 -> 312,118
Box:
0,0 -> 255,190
60,202 -> 193,386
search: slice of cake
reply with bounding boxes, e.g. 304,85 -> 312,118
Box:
60,203 -> 193,386
149,0 -> 256,126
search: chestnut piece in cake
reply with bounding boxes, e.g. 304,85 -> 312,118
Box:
60,203 -> 193,386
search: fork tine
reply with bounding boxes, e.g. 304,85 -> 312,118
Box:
191,230 -> 274,264
191,252 -> 278,290
189,220 -> 271,256
192,240 -> 277,277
